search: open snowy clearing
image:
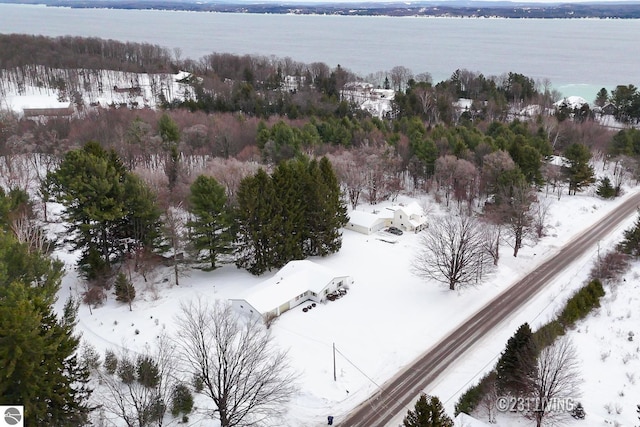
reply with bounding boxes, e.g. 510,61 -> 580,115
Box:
50,160 -> 640,426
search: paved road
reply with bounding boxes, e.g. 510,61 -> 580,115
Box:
339,191 -> 640,427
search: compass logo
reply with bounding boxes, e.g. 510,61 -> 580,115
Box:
1,406 -> 23,427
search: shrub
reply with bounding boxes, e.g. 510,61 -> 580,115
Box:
596,177 -> 616,199
104,349 -> 118,375
590,250 -> 630,282
117,357 -> 136,384
136,356 -> 160,388
171,383 -> 194,417
114,272 -> 136,303
559,279 -> 604,327
83,286 -> 106,307
532,320 -> 565,349
454,371 -> 495,416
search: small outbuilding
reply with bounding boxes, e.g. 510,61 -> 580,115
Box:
230,260 -> 353,321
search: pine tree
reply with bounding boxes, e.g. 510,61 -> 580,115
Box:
136,355 -> 160,388
46,141 -> 161,280
596,176 -> 616,199
618,210 -> 640,256
158,112 -> 180,147
564,143 -> 595,195
235,169 -> 279,275
114,271 -> 136,305
403,394 -> 454,427
315,157 -> 348,255
171,383 -> 194,417
272,160 -> 306,265
187,175 -> 234,270
496,323 -> 537,396
0,232 -> 92,425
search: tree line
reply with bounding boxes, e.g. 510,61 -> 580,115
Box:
44,140 -> 347,286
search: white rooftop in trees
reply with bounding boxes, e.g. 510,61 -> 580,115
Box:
230,260 -> 353,319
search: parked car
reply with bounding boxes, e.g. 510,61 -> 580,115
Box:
387,226 -> 403,235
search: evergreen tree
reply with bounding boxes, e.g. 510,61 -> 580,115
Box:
596,176 -> 616,199
594,88 -> 609,107
272,160 -> 306,265
171,383 -> 194,417
136,355 -> 160,388
495,323 -> 537,396
119,174 -> 163,261
235,169 -> 279,275
158,112 -> 180,146
403,394 -> 454,427
563,143 -> 595,195
312,157 -> 348,255
46,141 -> 161,280
0,231 -> 92,425
187,175 -> 234,270
618,210 -> 640,256
114,271 -> 136,305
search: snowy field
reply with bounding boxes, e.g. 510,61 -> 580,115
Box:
48,164 -> 640,426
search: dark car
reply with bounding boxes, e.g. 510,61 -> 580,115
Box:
387,226 -> 403,235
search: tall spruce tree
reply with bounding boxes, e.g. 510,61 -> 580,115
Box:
495,323 -> 537,396
272,159 -> 306,265
403,394 -> 454,427
235,169 -> 279,275
0,231 -> 92,425
187,175 -> 234,270
314,157 -> 348,255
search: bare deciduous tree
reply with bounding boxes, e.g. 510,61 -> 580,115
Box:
174,299 -> 297,427
480,219 -> 503,266
413,213 -> 490,290
389,65 -> 413,92
327,149 -> 367,209
532,197 -> 552,239
531,337 -> 581,427
163,205 -> 189,287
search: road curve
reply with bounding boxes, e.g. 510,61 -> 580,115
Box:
339,191 -> 640,427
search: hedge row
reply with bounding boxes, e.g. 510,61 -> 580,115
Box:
454,279 -> 606,416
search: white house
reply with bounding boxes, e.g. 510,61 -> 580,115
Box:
386,201 -> 428,232
454,413 -> 491,427
346,210 -> 389,235
230,260 -> 353,320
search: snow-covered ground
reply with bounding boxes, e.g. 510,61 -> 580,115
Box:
48,161 -> 640,426
0,67 -> 193,115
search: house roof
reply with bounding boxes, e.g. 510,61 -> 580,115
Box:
348,210 -> 387,229
386,201 -> 424,217
454,413 -> 491,427
238,260 -> 348,314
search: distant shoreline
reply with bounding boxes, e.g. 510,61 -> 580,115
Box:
3,0 -> 640,18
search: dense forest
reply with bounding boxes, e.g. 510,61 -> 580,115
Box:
2,34 -> 640,425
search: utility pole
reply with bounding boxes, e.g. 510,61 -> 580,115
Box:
333,342 -> 337,382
